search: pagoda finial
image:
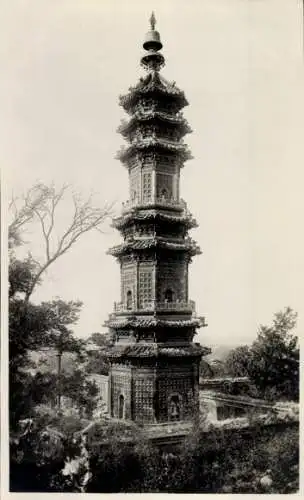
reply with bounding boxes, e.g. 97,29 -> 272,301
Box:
150,11 -> 156,30
142,12 -> 164,70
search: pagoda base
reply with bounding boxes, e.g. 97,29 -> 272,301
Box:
108,349 -> 201,425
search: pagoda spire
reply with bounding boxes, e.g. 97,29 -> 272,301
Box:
150,11 -> 156,30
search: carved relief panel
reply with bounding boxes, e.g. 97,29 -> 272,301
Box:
110,365 -> 132,420
156,256 -> 188,302
133,375 -> 155,423
121,262 -> 137,307
138,262 -> 154,308
156,369 -> 195,423
142,172 -> 152,203
156,172 -> 173,200
129,165 -> 140,203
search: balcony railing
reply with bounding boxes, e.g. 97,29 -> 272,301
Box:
114,299 -> 196,313
122,197 -> 187,213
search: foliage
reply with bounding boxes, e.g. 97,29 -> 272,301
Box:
31,373 -> 58,407
10,407 -> 299,494
208,359 -> 228,378
10,371 -> 35,429
247,308 -> 299,401
217,424 -> 299,493
223,308 -> 299,401
39,299 -> 84,358
9,293 -> 56,427
85,421 -> 299,493
225,345 -> 252,377
9,292 -> 85,427
9,228 -> 87,427
85,351 -> 110,376
10,418 -> 66,492
9,256 -> 40,299
85,332 -> 113,375
9,299 -> 51,373
199,359 -> 214,377
60,370 -> 99,418
87,332 -> 113,347
28,369 -> 99,419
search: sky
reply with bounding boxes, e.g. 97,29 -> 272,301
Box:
1,0 -> 304,347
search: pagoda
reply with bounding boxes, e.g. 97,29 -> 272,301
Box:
106,13 -> 207,426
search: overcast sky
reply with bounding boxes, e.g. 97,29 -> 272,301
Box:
1,0 -> 303,347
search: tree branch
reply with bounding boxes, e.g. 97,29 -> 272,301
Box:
9,183 -> 114,301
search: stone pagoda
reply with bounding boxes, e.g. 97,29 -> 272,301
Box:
106,13 -> 207,427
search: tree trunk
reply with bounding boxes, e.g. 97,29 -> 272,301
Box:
57,352 -> 62,409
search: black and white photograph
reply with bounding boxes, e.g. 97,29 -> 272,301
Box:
1,0 -> 302,495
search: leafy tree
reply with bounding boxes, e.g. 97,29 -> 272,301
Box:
9,292 -> 56,427
9,281 -> 84,423
208,359 -> 227,378
9,256 -> 40,299
38,299 -> 85,407
225,345 -> 252,377
222,308 -> 299,401
199,359 -> 214,378
31,372 -> 58,407
61,370 -> 99,418
87,332 -> 113,347
85,332 -> 113,375
248,308 -> 299,401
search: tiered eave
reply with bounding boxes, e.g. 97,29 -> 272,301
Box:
119,72 -> 188,114
111,209 -> 198,230
117,111 -> 192,140
107,236 -> 201,257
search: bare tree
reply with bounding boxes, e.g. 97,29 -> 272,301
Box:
9,182 -> 114,301
9,184 -> 52,247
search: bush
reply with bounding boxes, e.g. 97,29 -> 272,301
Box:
10,411 -> 299,493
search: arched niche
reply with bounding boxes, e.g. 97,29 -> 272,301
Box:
168,394 -> 182,422
118,394 -> 125,419
164,288 -> 174,303
126,290 -> 133,310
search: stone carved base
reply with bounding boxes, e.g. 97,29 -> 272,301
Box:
109,357 -> 200,424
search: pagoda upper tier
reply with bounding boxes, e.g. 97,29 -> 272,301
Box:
117,106 -> 192,140
116,39 -> 193,170
119,71 -> 189,115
